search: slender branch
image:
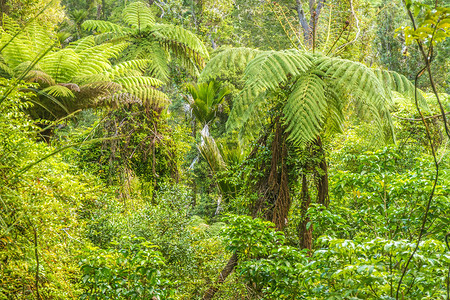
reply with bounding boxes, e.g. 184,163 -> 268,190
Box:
33,225 -> 40,300
395,67 -> 439,299
392,111 -> 450,121
446,232 -> 450,299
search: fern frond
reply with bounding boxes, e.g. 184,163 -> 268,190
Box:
323,86 -> 345,135
42,85 -> 75,98
115,76 -> 163,88
123,1 -> 155,31
40,49 -> 80,83
73,73 -> 112,85
199,47 -> 261,82
67,35 -> 96,53
26,21 -> 53,54
243,50 -> 313,91
0,32 -> 34,68
316,56 -> 389,112
23,69 -> 55,85
125,86 -> 170,106
374,69 -> 429,111
283,73 -> 327,145
82,20 -> 129,35
152,23 -> 209,67
136,40 -> 170,81
111,59 -> 150,76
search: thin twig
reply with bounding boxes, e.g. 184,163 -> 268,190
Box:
392,111 -> 450,121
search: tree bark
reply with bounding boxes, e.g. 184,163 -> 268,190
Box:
298,174 -> 313,250
202,253 -> 238,300
315,137 -> 329,207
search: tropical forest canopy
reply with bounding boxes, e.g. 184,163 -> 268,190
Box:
0,0 -> 449,299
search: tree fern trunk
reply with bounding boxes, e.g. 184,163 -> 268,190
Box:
315,137 -> 329,207
299,174 -> 313,250
202,253 -> 238,300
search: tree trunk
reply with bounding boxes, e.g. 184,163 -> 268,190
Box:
315,137 -> 329,207
202,253 -> 238,300
298,174 -> 313,250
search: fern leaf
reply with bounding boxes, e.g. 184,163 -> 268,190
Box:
125,86 -> 170,106
111,59 -> 150,76
243,50 -> 313,91
199,47 -> 261,82
67,35 -> 96,53
40,49 -> 80,83
82,20 -> 128,35
123,1 -> 155,31
283,73 -> 327,145
115,76 -> 163,88
374,69 -> 429,111
42,85 -> 75,98
152,23 -> 209,67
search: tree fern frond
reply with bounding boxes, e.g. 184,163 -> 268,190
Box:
317,56 -> 389,112
115,76 -> 163,88
23,69 -> 55,85
0,61 -> 13,78
26,21 -> 53,54
73,73 -> 112,85
283,73 -> 327,145
138,41 -> 170,81
125,86 -> 170,106
82,20 -> 128,34
199,47 -> 261,82
323,87 -> 345,135
0,32 -> 34,68
111,59 -> 150,76
152,23 -> 209,67
243,50 -> 313,92
123,1 -> 155,31
40,49 -> 80,83
77,81 -> 122,104
67,35 -> 96,53
374,69 -> 429,111
42,85 -> 75,98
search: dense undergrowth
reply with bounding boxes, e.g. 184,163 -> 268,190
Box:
0,0 -> 449,299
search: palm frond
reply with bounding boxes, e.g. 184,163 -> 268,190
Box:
123,1 -> 155,31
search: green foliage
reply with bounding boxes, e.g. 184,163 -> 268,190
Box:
0,20 -> 169,121
82,1 -> 209,81
79,236 -> 173,299
0,79 -> 100,298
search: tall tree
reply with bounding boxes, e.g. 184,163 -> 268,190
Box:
200,47 -> 425,299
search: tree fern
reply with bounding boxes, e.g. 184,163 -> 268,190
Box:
283,73 -> 327,145
81,1 -> 208,81
123,1 -> 155,31
199,47 -> 261,82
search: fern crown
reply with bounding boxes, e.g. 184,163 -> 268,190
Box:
200,48 -> 427,146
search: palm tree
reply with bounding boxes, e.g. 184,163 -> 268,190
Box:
199,47 -> 425,300
82,1 -> 209,82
